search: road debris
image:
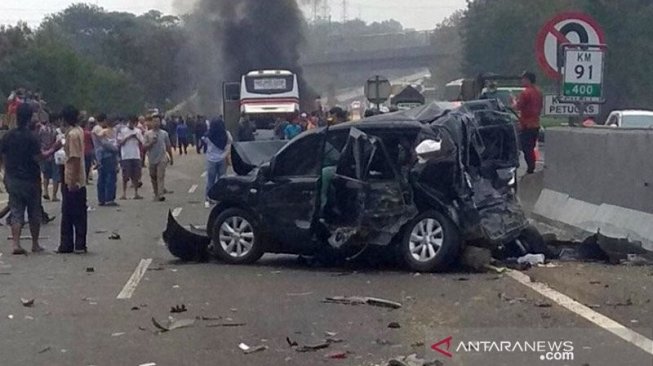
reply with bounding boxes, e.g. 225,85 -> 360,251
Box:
325,351 -> 349,359
534,301 -> 552,308
151,317 -> 195,333
86,267 -> 95,273
20,298 -> 35,307
323,296 -> 402,309
38,346 -> 51,354
517,254 -> 545,266
205,322 -> 246,327
111,332 -> 126,337
388,322 -> 401,329
8,314 -> 14,319
324,331 -> 338,337
388,354 -> 442,366
296,342 -> 330,353
498,293 -> 527,304
108,232 -> 121,240
170,304 -> 187,313
606,298 -> 633,307
238,343 -> 268,354
138,363 -> 156,366
95,230 -> 108,234
287,292 -> 313,297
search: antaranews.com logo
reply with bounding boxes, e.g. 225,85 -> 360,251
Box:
431,335 -> 575,362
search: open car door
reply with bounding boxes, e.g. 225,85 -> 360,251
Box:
322,128 -> 417,248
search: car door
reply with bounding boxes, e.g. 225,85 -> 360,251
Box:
260,132 -> 324,248
323,128 -> 416,247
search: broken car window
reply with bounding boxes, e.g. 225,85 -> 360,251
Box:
273,134 -> 323,177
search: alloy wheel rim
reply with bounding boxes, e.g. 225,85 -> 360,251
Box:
408,218 -> 444,262
219,216 -> 254,258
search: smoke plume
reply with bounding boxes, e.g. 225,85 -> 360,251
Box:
176,0 -> 313,114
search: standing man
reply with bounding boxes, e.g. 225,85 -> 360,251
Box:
176,117 -> 190,155
37,115 -> 61,201
144,115 -> 174,202
0,104 -> 59,254
513,71 -> 543,174
92,114 -> 119,206
118,116 -> 144,200
58,105 -> 88,254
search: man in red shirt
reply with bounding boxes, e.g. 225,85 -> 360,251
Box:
514,71 -> 543,174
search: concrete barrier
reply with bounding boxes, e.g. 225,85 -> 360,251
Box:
530,127 -> 653,255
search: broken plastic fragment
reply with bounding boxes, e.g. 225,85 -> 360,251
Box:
20,298 -> 35,307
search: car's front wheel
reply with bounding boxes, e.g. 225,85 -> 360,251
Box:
400,210 -> 461,272
210,208 -> 264,264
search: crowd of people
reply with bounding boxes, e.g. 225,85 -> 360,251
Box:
0,87 -> 239,255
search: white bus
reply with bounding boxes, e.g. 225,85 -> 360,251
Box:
240,70 -> 300,128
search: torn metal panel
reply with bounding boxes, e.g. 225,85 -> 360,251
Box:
162,211 -> 210,262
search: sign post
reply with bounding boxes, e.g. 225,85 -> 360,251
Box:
559,44 -> 607,124
364,75 -> 392,110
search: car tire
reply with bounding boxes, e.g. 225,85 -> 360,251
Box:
400,210 -> 461,272
210,208 -> 264,264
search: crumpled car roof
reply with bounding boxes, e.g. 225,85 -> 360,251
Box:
362,101 -> 461,124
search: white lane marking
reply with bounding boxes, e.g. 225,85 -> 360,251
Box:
188,184 -> 198,194
172,207 -> 183,218
508,270 -> 653,355
201,171 -> 207,178
117,258 -> 152,300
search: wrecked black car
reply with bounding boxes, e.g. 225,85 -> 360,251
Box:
165,100 -> 538,272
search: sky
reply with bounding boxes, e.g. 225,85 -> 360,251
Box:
0,0 -> 467,30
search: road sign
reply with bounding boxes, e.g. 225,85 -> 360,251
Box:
561,45 -> 605,101
364,75 -> 392,105
544,95 -> 600,116
536,12 -> 605,79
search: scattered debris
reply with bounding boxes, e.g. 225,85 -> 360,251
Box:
388,354 -> 442,366
24,315 -> 34,320
324,331 -> 338,337
388,322 -> 401,329
139,363 -> 156,366
589,280 -> 602,285
498,292 -> 527,304
323,296 -> 402,309
534,301 -> 552,308
455,277 -> 470,281
205,322 -> 246,328
8,314 -> 14,319
38,346 -> 51,354
286,337 -> 299,347
517,254 -> 545,266
295,342 -> 330,353
111,332 -> 125,337
239,343 -> 268,354
86,267 -> 95,273
170,304 -> 187,313
587,304 -> 601,309
375,338 -> 396,346
108,232 -> 121,240
286,292 -> 314,297
20,298 -> 35,307
197,315 -> 222,321
151,317 -> 195,333
606,298 -> 633,307
148,266 -> 165,271
94,230 -> 108,234
325,351 -> 348,359
131,306 -> 141,311
410,341 -> 425,348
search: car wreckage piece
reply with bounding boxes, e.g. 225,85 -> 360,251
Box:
163,211 -> 210,262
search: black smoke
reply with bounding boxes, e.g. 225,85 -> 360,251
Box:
177,0 -> 314,114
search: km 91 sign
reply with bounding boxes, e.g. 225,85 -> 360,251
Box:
561,45 -> 606,102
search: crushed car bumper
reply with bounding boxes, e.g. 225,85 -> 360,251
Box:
163,211 -> 211,262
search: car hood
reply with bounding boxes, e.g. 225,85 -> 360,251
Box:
231,140 -> 288,175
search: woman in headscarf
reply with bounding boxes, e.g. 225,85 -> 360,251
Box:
202,118 -> 232,208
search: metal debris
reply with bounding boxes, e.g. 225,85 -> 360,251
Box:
323,296 -> 402,309
20,298 -> 35,307
295,342 -> 330,353
388,322 -> 401,329
86,267 -> 95,273
151,317 -> 195,332
38,346 -> 51,354
239,343 -> 268,354
170,304 -> 187,313
108,232 -> 121,240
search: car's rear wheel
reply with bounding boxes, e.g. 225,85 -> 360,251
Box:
400,210 -> 461,272
210,208 -> 264,264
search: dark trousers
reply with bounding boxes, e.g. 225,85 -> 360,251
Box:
178,136 -> 189,155
520,128 -> 539,173
195,133 -> 207,154
97,156 -> 117,204
59,185 -> 88,252
84,154 -> 94,180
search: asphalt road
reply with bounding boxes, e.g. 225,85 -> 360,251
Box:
0,152 -> 651,366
